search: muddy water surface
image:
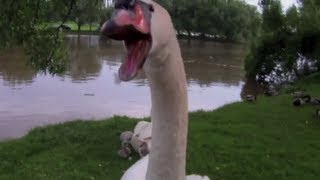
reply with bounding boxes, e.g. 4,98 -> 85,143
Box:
0,35 -> 248,140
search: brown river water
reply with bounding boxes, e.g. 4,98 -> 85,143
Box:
0,35 -> 251,140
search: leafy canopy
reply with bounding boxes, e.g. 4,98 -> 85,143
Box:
245,0 -> 320,84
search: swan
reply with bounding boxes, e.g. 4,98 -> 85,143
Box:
101,0 -> 210,179
246,94 -> 257,102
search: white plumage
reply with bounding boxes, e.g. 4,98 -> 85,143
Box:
121,123 -> 210,180
121,154 -> 210,180
121,155 -> 149,180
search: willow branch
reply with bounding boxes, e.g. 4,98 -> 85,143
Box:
32,0 -> 41,27
47,0 -> 77,65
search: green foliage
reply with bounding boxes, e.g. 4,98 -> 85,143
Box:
69,0 -> 105,31
98,7 -> 114,28
23,30 -> 69,74
261,0 -> 284,32
157,0 -> 261,42
0,0 -> 260,75
0,0 -> 108,75
299,0 -> 320,60
0,0 -> 76,74
1,73 -> 320,179
245,0 -> 320,83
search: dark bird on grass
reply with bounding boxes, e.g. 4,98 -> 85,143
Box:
246,94 -> 257,102
293,98 -> 305,106
310,97 -> 320,106
301,95 -> 311,103
293,95 -> 311,107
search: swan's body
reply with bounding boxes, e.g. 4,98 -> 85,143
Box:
122,121 -> 210,180
101,0 -> 210,179
121,155 -> 210,180
121,155 -> 149,180
132,121 -> 152,144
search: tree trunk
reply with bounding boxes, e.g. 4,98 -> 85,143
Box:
187,30 -> 191,46
187,30 -> 191,39
200,33 -> 206,39
77,22 -> 81,33
89,22 -> 92,32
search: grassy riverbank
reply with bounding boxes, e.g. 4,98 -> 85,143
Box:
47,22 -> 245,43
0,73 -> 320,179
47,21 -> 100,34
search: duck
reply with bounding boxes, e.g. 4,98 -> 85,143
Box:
293,98 -> 305,106
246,94 -> 257,102
101,0 -> 210,179
310,97 -> 320,106
293,94 -> 311,107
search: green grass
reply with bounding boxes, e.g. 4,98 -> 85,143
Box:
64,21 -> 99,32
1,73 -> 320,180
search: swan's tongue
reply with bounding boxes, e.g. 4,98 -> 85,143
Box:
119,39 -> 151,81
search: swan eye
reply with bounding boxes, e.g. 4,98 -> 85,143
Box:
149,4 -> 154,12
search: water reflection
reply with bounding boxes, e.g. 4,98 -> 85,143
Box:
0,35 -> 248,140
66,36 -> 103,82
0,48 -> 37,87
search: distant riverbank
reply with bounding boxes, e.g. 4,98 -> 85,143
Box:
49,21 -> 246,43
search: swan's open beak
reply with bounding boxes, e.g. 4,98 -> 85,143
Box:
100,0 -> 153,81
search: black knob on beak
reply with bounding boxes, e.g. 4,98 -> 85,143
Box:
114,0 -> 135,9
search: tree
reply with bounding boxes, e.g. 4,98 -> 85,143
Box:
86,0 -> 105,32
245,0 -> 320,84
0,0 -> 78,74
0,0 -> 261,75
0,0 -> 111,74
157,0 -> 261,42
69,0 -> 105,32
285,5 -> 299,31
